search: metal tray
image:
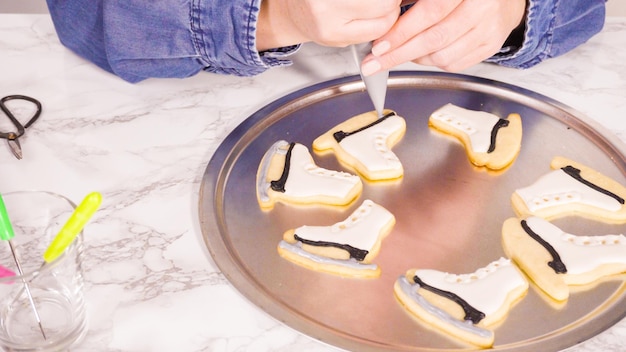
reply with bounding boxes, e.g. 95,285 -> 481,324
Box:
199,72 -> 626,351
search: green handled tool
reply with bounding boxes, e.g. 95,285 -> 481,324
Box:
0,193 -> 47,340
43,192 -> 102,263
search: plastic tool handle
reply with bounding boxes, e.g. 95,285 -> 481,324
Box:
0,264 -> 15,279
43,192 -> 102,263
0,194 -> 15,241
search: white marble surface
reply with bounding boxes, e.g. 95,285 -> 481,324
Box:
0,14 -> 625,352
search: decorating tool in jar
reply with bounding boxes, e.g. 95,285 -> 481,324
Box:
0,264 -> 14,279
0,193 -> 47,340
9,192 -> 103,308
43,192 -> 102,263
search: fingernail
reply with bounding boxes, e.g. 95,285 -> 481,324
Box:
371,41 -> 390,56
361,60 -> 382,76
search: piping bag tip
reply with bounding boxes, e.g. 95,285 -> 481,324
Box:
351,43 -> 389,118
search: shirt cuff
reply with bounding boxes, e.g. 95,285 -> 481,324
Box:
193,0 -> 297,76
486,0 -> 605,69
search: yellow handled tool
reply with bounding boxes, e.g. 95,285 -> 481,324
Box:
43,192 -> 102,263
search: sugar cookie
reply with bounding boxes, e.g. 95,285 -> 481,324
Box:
256,140 -> 363,210
277,199 -> 395,278
502,216 -> 626,302
312,110 -> 406,181
429,103 -> 522,170
394,258 -> 528,348
512,156 -> 626,223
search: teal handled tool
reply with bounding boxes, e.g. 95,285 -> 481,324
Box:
43,192 -> 102,263
0,193 -> 47,339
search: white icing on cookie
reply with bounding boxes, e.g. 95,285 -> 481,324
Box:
293,199 -> 393,252
281,142 -> 360,196
430,103 -> 502,153
415,258 -> 527,316
515,168 -> 622,212
258,140 -> 361,203
524,216 -> 626,275
257,141 -> 288,202
396,276 -> 493,339
337,115 -> 404,173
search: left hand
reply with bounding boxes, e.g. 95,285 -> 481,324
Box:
360,0 -> 527,75
257,0 -> 401,51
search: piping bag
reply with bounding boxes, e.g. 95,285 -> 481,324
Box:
351,0 -> 417,117
351,42 -> 389,118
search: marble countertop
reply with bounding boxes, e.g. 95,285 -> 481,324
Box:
1,14 -> 625,352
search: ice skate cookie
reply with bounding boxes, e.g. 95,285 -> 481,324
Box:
429,103 -> 522,170
277,199 -> 395,278
502,216 -> 626,301
257,140 -> 363,210
512,156 -> 626,223
312,110 -> 406,181
394,258 -> 528,348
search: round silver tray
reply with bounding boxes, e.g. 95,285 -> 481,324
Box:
199,71 -> 626,351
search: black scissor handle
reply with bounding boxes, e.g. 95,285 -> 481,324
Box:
0,95 -> 43,135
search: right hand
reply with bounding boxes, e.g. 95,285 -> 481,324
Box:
257,0 -> 402,51
360,0 -> 527,74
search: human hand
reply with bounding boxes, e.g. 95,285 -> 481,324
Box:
257,0 -> 402,51
360,0 -> 527,75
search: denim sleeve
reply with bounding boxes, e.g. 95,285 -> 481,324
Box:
486,0 -> 606,68
46,0 -> 297,83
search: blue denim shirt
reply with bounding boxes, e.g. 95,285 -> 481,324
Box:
487,0 -> 606,68
47,0 -> 605,83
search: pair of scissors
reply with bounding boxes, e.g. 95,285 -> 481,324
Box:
0,95 -> 42,160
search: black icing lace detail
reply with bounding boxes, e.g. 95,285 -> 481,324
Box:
270,142 -> 295,193
333,111 -> 396,143
412,275 -> 486,324
294,234 -> 369,261
521,220 -> 567,274
561,165 -> 625,204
